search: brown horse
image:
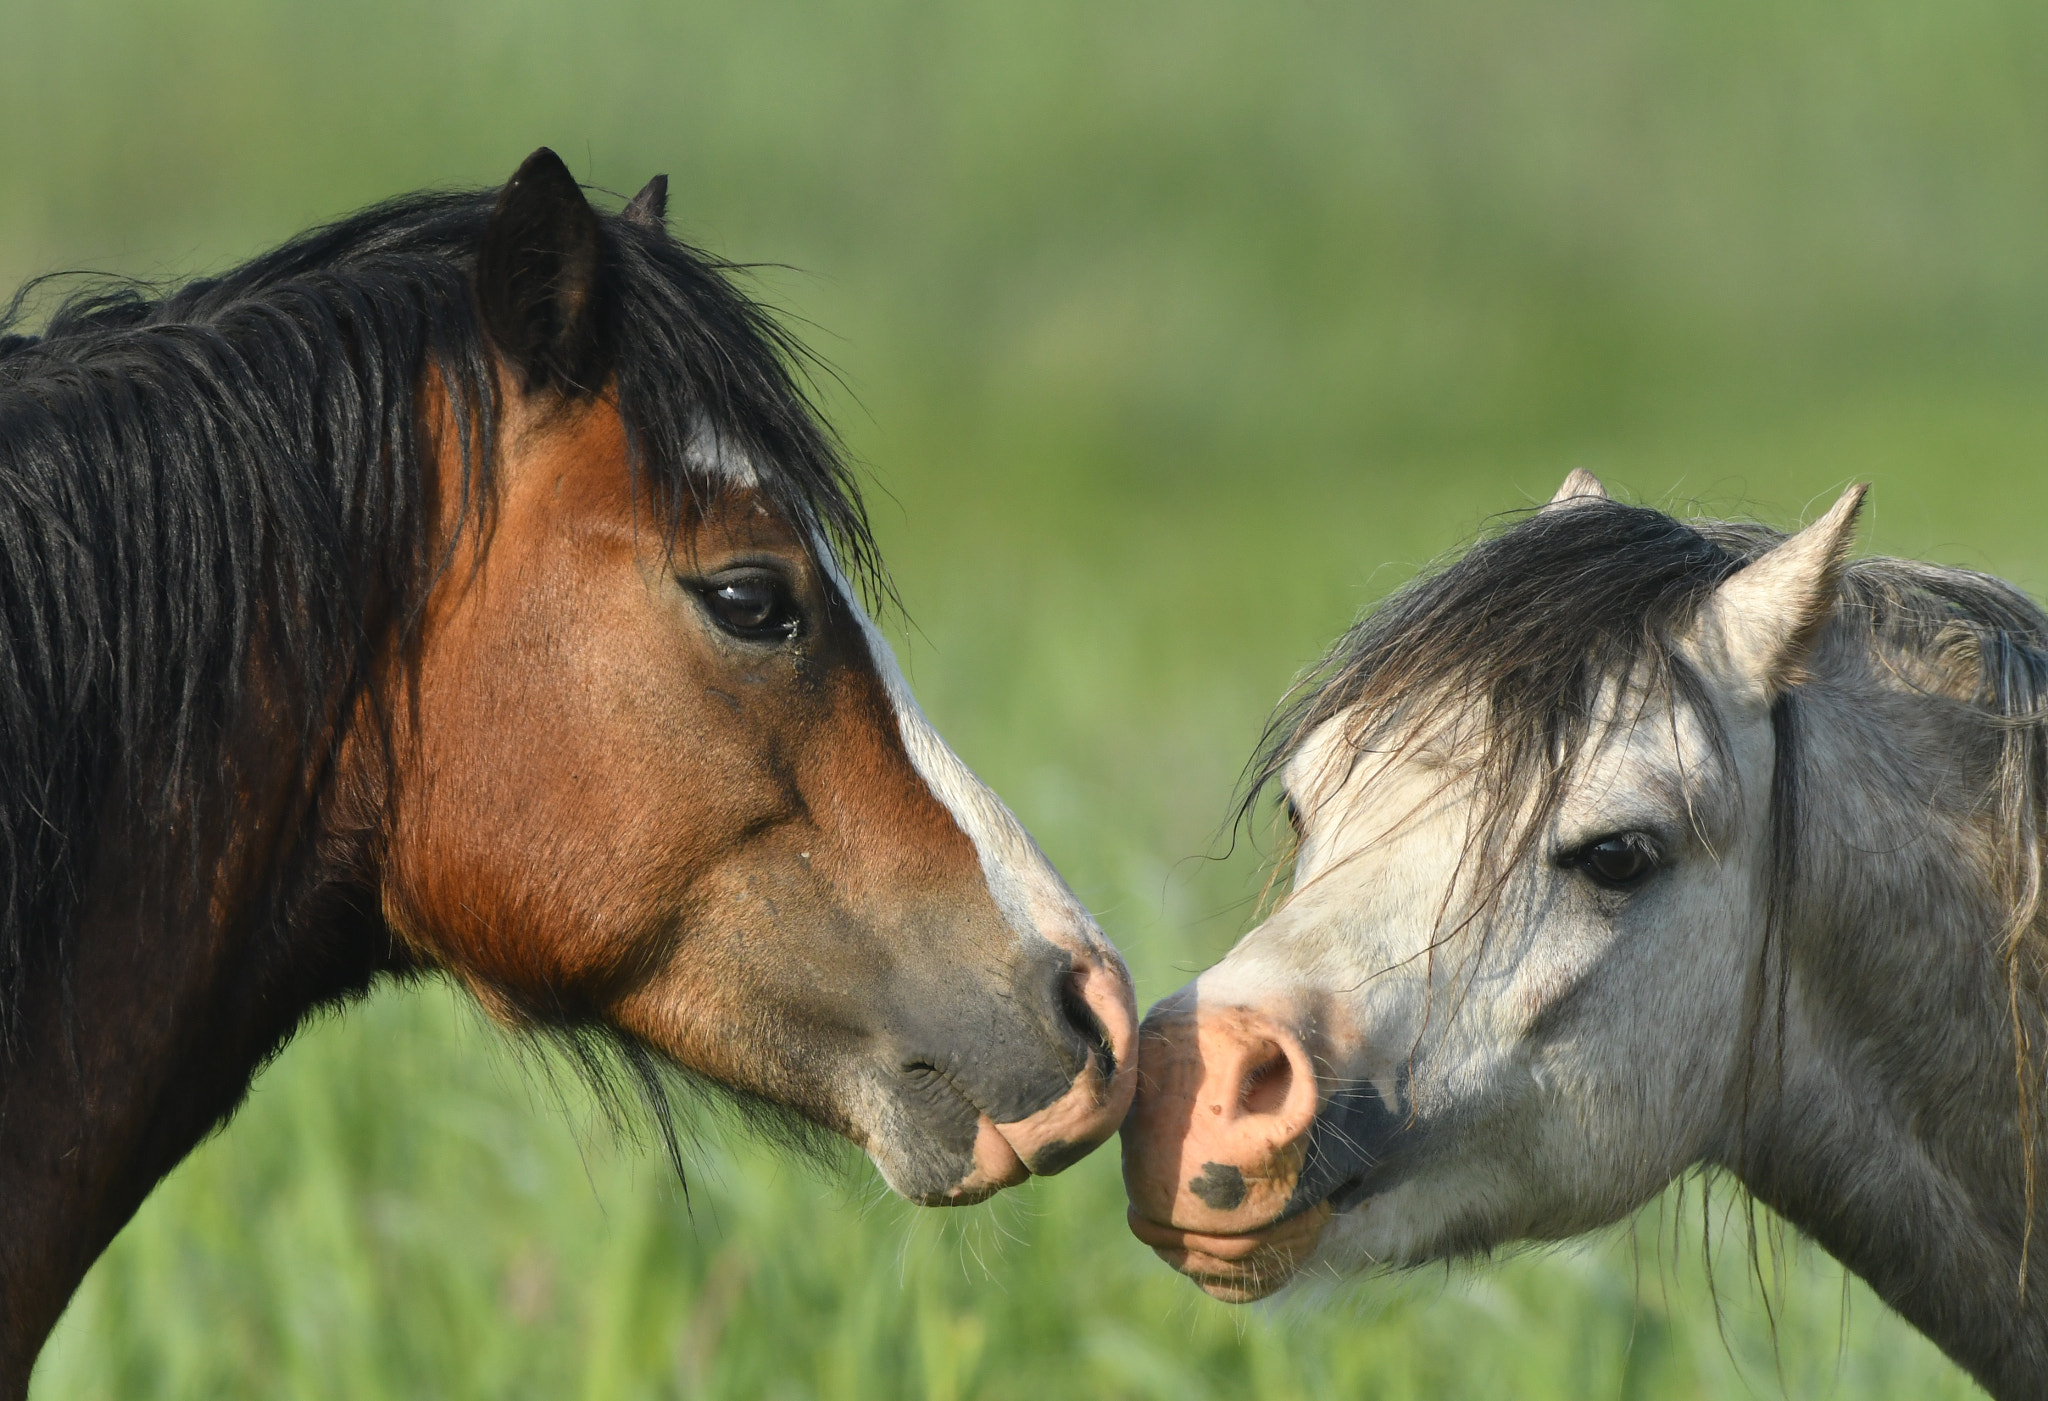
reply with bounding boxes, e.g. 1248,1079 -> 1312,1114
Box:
0,149 -> 1136,1390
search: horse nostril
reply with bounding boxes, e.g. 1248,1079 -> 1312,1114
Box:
1059,970 -> 1116,1079
1240,1044 -> 1293,1117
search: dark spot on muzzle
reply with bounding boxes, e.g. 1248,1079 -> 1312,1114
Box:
1028,1137 -> 1090,1176
1285,1071 -> 1420,1217
1189,1161 -> 1248,1211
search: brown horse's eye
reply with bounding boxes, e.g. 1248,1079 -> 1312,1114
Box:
700,573 -> 800,642
1565,834 -> 1659,890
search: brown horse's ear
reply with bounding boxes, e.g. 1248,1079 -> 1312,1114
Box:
1542,468 -> 1608,511
477,147 -> 608,395
1688,484 -> 1867,703
622,174 -> 669,229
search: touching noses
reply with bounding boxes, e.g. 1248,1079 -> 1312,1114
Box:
1120,1000 -> 1321,1233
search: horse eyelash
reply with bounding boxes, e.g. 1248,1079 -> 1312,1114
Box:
1555,829 -> 1656,858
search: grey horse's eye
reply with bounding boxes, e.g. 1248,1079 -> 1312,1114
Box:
1564,834 -> 1659,890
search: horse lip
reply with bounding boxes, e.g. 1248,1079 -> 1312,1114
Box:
1123,1154 -> 1380,1293
901,1040 -> 1125,1200
1127,1210 -> 1293,1258
1126,1189 -> 1355,1252
1125,1201 -> 1338,1301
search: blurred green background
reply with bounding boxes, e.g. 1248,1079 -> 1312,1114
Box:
9,0 -> 2045,1395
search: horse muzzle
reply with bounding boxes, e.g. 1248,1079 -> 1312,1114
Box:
882,938 -> 1140,1205
1119,994 -> 1412,1297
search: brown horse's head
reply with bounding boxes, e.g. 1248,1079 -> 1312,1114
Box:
369,150 -> 1136,1203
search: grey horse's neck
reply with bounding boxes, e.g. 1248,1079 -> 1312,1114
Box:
1721,658 -> 2048,1399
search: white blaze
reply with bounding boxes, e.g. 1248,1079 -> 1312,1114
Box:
813,541 -> 1100,946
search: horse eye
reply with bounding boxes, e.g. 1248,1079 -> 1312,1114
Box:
1567,835 -> 1659,890
701,574 -> 799,642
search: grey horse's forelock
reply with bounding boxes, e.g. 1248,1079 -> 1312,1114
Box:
1248,500 -> 1752,895
1248,498 -> 2048,948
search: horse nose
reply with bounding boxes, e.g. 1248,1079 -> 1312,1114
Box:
979,945 -> 1139,1179
1120,1000 -> 1320,1234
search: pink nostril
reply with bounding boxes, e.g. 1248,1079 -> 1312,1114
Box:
1240,1045 -> 1293,1118
1203,1035 -> 1308,1135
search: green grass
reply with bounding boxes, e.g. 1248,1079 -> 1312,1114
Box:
11,0 -> 2047,1394
25,986 -> 1987,1401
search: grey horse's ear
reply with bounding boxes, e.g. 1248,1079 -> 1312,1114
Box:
1543,469 -> 1608,510
1689,484 -> 1867,702
622,174 -> 669,229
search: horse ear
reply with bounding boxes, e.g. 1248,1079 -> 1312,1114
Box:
477,147 -> 607,395
622,174 -> 669,229
1690,484 -> 1867,701
1543,468 -> 1608,510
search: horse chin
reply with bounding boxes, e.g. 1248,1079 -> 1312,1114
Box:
869,1080 -> 1136,1206
899,1117 -> 1034,1206
1124,1201 -> 1336,1302
850,1081 -> 1029,1205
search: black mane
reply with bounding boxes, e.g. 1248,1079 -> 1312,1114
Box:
0,186 -> 877,1044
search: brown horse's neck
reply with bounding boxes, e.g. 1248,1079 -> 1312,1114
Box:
0,797 -> 399,1396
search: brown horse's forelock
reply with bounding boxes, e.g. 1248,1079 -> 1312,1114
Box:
0,182 -> 884,1065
